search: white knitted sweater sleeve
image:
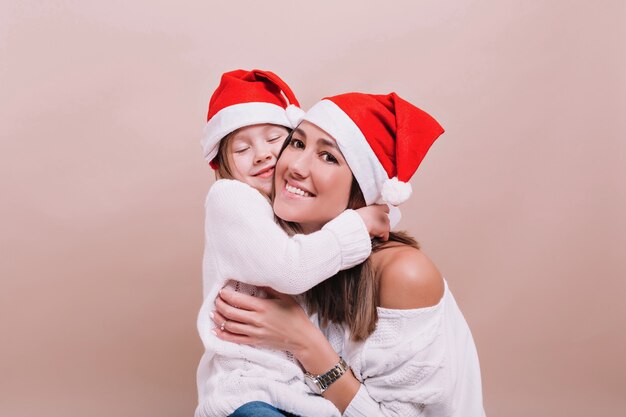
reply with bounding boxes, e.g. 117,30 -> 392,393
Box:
204,179 -> 372,294
342,302 -> 448,417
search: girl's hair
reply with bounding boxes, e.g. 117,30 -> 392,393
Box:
214,131 -> 236,180
274,134 -> 419,341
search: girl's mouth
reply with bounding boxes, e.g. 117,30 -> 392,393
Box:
254,166 -> 275,178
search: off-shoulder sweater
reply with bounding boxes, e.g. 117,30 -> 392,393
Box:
321,280 -> 486,417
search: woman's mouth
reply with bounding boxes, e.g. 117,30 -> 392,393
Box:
253,166 -> 275,179
284,182 -> 314,198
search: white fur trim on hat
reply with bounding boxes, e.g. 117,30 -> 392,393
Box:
201,102 -> 293,162
285,104 -> 305,127
381,177 -> 412,206
388,205 -> 402,229
303,100 -> 389,206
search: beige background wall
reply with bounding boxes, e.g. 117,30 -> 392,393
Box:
1,1 -> 624,416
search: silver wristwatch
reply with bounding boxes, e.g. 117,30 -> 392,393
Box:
304,357 -> 349,394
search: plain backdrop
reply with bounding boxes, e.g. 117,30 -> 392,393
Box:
1,1 -> 624,416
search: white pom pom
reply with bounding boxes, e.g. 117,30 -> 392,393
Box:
285,105 -> 305,127
381,177 -> 412,206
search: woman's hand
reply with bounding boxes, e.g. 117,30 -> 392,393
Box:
213,286 -> 363,413
211,287 -> 317,354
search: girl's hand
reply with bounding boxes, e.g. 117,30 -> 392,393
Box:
356,204 -> 390,241
212,287 -> 317,354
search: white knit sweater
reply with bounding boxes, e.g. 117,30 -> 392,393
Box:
195,179 -> 372,417
320,280 -> 486,417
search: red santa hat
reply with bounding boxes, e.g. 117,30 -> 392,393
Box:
201,69 -> 304,168
302,92 -> 444,208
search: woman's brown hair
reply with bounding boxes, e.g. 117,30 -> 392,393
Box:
274,135 -> 419,341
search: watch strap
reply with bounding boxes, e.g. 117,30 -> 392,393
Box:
306,357 -> 349,394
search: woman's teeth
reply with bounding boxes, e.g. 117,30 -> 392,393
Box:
285,183 -> 312,197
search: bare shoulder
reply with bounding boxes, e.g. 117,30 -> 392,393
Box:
372,244 -> 445,309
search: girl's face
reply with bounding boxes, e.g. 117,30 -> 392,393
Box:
273,120 -> 354,233
226,124 -> 289,196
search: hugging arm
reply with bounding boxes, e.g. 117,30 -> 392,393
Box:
212,252 -> 449,417
212,288 -> 369,414
212,288 -> 394,416
206,179 -> 375,294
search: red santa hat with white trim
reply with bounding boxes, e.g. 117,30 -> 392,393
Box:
302,92 -> 444,222
201,69 -> 304,169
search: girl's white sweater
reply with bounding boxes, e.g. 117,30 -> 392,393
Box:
195,179 -> 372,417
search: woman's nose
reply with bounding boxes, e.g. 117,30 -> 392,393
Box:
288,152 -> 310,179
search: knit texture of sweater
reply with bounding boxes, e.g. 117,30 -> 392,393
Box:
195,179 -> 372,417
325,280 -> 486,417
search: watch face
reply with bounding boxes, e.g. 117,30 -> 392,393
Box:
305,375 -> 322,395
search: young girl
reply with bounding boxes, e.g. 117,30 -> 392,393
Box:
195,70 -> 391,417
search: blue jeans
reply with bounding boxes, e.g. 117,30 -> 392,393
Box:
229,401 -> 300,417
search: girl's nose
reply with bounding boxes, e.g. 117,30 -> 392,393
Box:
254,146 -> 272,165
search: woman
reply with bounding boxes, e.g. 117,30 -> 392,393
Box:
212,92 -> 486,416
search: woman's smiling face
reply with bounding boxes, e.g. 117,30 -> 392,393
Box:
273,120 -> 354,233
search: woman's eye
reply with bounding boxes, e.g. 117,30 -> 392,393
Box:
321,152 -> 338,164
290,139 -> 305,149
267,136 -> 281,143
233,147 -> 249,154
